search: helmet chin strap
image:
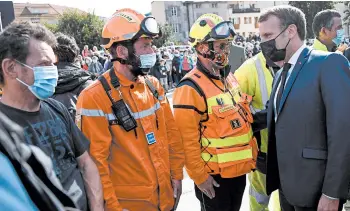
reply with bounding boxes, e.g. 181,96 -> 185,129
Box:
197,42 -> 229,77
110,42 -> 149,77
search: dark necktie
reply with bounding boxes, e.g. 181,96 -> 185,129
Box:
276,63 -> 292,113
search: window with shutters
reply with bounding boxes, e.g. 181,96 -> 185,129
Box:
212,3 -> 218,8
196,3 -> 202,8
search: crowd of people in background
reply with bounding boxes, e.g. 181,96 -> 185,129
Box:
2,5 -> 350,211
75,44 -> 111,77
147,33 -> 262,93
66,30 -> 319,96
149,46 -> 196,92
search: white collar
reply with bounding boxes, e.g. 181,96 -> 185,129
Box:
287,44 -> 306,65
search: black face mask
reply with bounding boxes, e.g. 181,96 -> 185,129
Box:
266,57 -> 280,69
260,27 -> 291,62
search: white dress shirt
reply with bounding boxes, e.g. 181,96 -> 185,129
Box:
274,44 -> 306,121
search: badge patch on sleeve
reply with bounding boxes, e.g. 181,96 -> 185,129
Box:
146,132 -> 156,145
230,119 -> 241,130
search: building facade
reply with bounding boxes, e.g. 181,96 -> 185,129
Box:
14,3 -> 84,25
152,1 -> 233,44
229,1 -> 288,37
152,1 -> 190,44
151,1 -> 290,44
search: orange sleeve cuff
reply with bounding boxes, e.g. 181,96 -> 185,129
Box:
192,172 -> 209,186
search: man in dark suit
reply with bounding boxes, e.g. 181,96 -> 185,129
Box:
258,5 -> 350,211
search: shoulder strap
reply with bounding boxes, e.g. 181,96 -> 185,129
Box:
98,73 -> 116,104
254,56 -> 269,110
176,77 -> 208,122
144,76 -> 162,101
104,68 -> 162,102
109,68 -> 120,88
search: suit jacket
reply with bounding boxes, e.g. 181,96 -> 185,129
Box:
229,44 -> 246,73
266,47 -> 350,207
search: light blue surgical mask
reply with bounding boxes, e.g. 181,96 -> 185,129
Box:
332,29 -> 345,46
139,53 -> 156,69
15,61 -> 58,100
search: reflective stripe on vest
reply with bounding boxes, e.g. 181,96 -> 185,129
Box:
251,57 -> 269,114
202,147 -> 253,163
184,68 -> 256,177
80,108 -> 105,117
201,130 -> 253,148
79,102 -> 161,120
249,186 -> 270,205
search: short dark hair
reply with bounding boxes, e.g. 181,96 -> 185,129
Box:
312,10 -> 341,37
54,32 -> 80,63
259,5 -> 306,41
0,22 -> 56,85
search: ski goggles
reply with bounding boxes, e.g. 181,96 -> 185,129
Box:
203,21 -> 236,42
132,16 -> 162,40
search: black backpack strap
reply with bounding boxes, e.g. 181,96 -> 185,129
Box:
175,77 -> 208,122
98,74 -> 116,104
109,68 -> 120,88
144,76 -> 161,101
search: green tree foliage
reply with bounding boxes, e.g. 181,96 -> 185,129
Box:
152,24 -> 177,47
289,1 -> 335,38
44,10 -> 104,50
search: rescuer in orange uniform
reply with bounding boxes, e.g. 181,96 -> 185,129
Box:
76,8 -> 185,211
173,14 -> 258,211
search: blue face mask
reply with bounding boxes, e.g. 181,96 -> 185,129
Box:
16,61 -> 58,100
332,29 -> 345,46
139,53 -> 157,69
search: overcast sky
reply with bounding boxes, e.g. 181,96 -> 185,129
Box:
9,0 -> 153,17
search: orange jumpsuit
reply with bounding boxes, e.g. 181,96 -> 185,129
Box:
173,66 -> 257,186
76,67 -> 184,211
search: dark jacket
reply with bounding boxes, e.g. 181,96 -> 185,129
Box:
158,65 -> 168,79
172,56 -> 181,74
343,48 -> 350,62
52,62 -> 95,121
266,47 -> 350,206
88,61 -> 104,75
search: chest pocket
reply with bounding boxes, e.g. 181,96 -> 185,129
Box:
210,93 -> 253,139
